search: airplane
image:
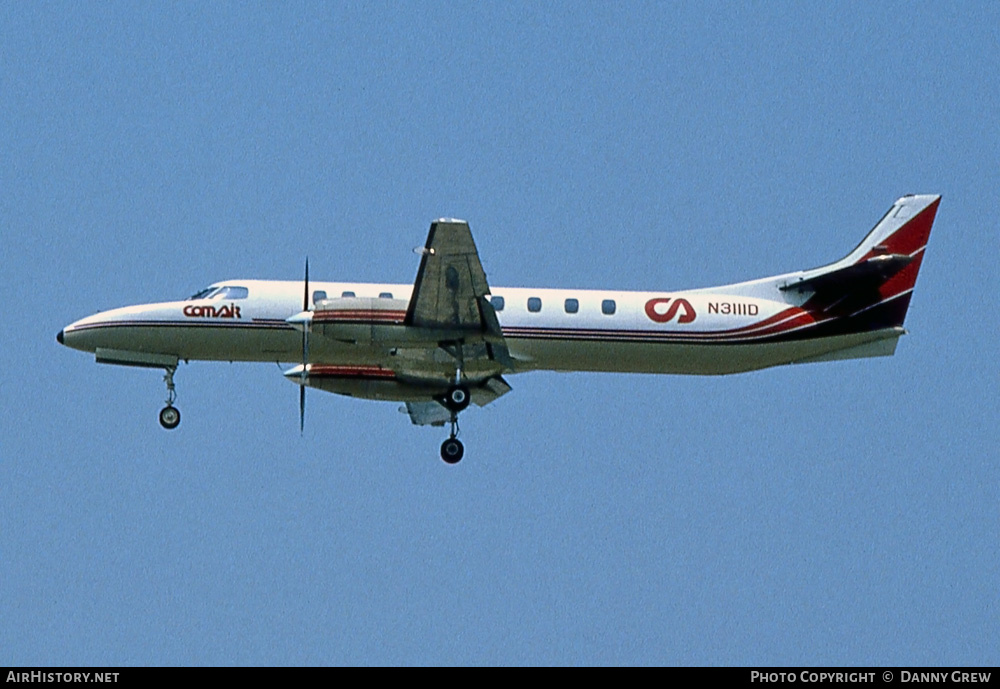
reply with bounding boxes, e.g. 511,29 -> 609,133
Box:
58,194 -> 940,464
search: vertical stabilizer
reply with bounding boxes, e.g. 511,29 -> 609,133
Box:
785,194 -> 941,333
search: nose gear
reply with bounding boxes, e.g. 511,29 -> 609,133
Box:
159,366 -> 180,430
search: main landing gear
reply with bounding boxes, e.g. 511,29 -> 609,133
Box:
159,366 -> 180,430
445,384 -> 470,413
440,415 -> 464,464
441,436 -> 463,464
439,382 -> 470,464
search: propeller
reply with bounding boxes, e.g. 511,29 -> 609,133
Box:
299,257 -> 309,433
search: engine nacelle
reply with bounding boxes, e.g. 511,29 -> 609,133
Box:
312,296 -> 406,346
284,362 -> 447,402
293,296 -> 473,346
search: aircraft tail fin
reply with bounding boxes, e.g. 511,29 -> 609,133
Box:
781,194 -> 940,332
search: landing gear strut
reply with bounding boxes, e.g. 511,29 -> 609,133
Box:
159,366 -> 180,430
440,415 -> 464,464
438,350 -> 469,463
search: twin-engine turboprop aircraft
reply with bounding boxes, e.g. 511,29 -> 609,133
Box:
58,194 -> 940,463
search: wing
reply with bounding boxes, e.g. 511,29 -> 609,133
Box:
403,376 -> 512,426
403,401 -> 453,427
404,218 -> 514,371
405,219 -> 491,329
293,219 -> 515,425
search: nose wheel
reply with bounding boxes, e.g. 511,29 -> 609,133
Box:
159,405 -> 181,429
159,366 -> 180,430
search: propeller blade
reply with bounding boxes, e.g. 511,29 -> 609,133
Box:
300,257 -> 310,434
303,257 -> 309,311
299,383 -> 306,434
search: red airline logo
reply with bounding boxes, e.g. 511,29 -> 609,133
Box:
644,297 -> 696,324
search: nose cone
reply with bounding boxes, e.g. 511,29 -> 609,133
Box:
58,302 -> 175,354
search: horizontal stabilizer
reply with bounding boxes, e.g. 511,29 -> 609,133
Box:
780,253 -> 912,296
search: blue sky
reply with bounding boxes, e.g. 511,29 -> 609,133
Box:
2,1 -> 998,666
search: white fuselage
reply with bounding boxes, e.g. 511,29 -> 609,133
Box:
54,195 -> 936,451
60,279 -> 900,377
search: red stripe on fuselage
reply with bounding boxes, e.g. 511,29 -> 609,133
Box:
313,310 -> 406,324
306,365 -> 397,379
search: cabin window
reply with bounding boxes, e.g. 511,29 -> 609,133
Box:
211,286 -> 249,300
342,291 -> 356,298
527,297 -> 542,313
379,292 -> 393,299
564,298 -> 579,314
491,295 -> 505,311
312,290 -> 327,304
601,299 -> 616,315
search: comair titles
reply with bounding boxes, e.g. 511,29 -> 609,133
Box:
182,303 -> 242,318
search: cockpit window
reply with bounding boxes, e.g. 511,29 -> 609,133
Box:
210,286 -> 249,300
188,285 -> 249,300
188,287 -> 218,300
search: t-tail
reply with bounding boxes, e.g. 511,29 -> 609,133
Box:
694,194 -> 940,364
779,194 -> 941,337
715,194 -> 940,337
